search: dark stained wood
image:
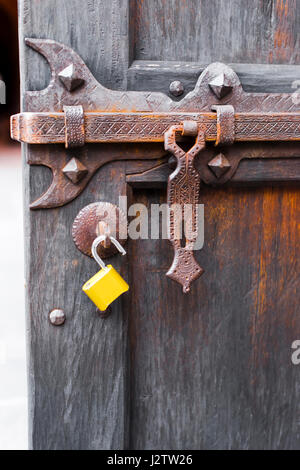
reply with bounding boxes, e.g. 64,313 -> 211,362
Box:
130,0 -> 300,65
126,159 -> 300,188
127,0 -> 300,450
128,61 -> 300,98
235,157 -> 300,182
20,0 -> 300,450
19,0 -> 131,450
128,185 -> 299,449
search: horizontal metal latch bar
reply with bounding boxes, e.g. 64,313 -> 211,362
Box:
11,111 -> 300,145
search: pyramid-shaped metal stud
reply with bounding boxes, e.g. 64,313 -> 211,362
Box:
208,153 -> 231,178
63,158 -> 88,184
209,73 -> 233,99
58,64 -> 85,92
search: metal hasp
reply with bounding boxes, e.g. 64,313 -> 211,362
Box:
164,122 -> 205,293
11,39 -> 300,292
72,202 -> 128,259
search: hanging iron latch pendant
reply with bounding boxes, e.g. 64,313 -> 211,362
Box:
11,38 -> 300,292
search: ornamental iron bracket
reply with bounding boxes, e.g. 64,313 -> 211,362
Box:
11,38 -> 300,292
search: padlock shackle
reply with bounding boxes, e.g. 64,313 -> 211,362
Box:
91,235 -> 126,269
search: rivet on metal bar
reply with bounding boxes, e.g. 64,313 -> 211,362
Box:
181,120 -> 199,137
211,104 -> 235,146
63,105 -> 85,148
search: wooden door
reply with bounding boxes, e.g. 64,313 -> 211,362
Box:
19,0 -> 299,449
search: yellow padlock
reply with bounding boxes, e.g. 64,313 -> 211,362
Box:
82,235 -> 129,311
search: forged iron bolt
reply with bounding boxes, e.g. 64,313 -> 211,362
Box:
58,63 -> 85,92
182,120 -> 198,136
49,309 -> 66,326
62,157 -> 88,184
208,153 -> 231,178
169,80 -> 184,97
209,73 -> 233,99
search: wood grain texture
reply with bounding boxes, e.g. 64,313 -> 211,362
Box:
19,0 -> 131,450
126,158 -> 300,187
128,185 -> 300,450
20,0 -> 300,450
127,0 -> 300,450
128,61 -> 300,98
130,0 -> 300,64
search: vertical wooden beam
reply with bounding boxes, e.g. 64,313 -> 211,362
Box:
18,0 -> 131,449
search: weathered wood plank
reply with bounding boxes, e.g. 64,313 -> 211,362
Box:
126,158 -> 300,188
127,0 -> 300,450
128,185 -> 300,450
19,0 -> 131,450
20,0 -> 300,450
128,61 -> 300,98
130,0 -> 300,65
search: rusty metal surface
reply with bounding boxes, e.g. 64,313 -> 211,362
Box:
208,153 -> 231,178
63,105 -> 85,148
9,38 -> 300,292
10,38 -> 300,210
165,122 -> 205,293
26,143 -> 166,210
72,202 -> 127,259
211,105 -> 235,145
16,39 -> 300,114
127,142 -> 300,185
11,111 -> 300,144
